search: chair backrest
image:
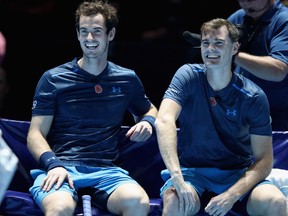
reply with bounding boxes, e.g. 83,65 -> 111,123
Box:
0,128 -> 18,204
271,131 -> 288,169
0,119 -> 38,192
0,118 -> 37,171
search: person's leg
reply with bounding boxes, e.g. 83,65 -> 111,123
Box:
29,169 -> 77,216
77,166 -> 149,216
42,191 -> 76,216
246,183 -> 287,216
161,185 -> 200,216
107,183 -> 150,216
159,168 -> 211,216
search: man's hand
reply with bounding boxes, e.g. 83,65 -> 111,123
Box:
125,121 -> 153,142
205,191 -> 238,216
171,175 -> 197,215
41,167 -> 74,192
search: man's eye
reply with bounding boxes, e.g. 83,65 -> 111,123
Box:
80,30 -> 87,34
216,41 -> 224,46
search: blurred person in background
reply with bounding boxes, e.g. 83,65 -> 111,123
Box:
0,67 -> 9,116
0,31 -> 10,117
0,31 -> 6,65
228,0 -> 288,131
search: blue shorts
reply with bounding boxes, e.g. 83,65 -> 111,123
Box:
29,166 -> 138,210
160,167 -> 271,200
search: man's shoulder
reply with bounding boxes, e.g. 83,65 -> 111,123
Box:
276,2 -> 288,19
234,73 -> 266,97
178,63 -> 206,73
227,9 -> 245,23
107,61 -> 136,76
43,60 -> 75,76
108,61 -> 135,73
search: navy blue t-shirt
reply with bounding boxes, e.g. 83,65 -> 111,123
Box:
31,58 -> 152,167
228,0 -> 288,130
164,64 -> 272,169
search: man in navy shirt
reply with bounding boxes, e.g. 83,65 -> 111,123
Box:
228,0 -> 288,131
155,18 -> 287,216
27,1 -> 157,215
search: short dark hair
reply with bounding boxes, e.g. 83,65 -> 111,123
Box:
200,18 -> 239,43
75,0 -> 118,34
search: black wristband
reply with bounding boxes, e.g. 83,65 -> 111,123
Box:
39,151 -> 64,171
140,115 -> 155,127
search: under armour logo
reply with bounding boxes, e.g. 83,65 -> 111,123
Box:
226,109 -> 237,116
112,86 -> 121,94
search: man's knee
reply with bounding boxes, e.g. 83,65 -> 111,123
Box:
42,191 -> 76,216
247,184 -> 287,216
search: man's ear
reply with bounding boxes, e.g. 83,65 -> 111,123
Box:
232,42 -> 240,55
108,28 -> 116,41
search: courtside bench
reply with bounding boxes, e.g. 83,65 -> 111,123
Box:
0,118 -> 287,216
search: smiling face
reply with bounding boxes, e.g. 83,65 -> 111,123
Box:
201,26 -> 239,71
77,13 -> 115,59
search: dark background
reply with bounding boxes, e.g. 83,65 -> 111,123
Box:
0,0 -> 240,124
